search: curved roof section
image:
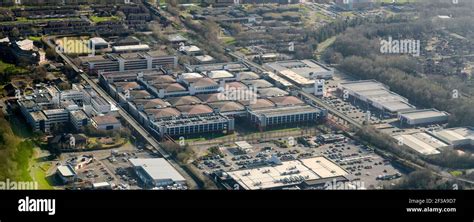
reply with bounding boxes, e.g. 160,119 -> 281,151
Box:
225,81 -> 248,90
145,108 -> 181,119
167,96 -> 202,106
207,70 -> 234,79
247,99 -> 275,109
258,87 -> 289,97
243,79 -> 273,88
238,71 -> 260,80
209,101 -> 245,112
153,83 -> 187,92
134,99 -> 170,109
188,77 -> 218,87
130,90 -> 151,99
145,75 -> 176,83
196,93 -> 223,103
176,104 -> 213,115
114,81 -> 140,90
268,96 -> 304,106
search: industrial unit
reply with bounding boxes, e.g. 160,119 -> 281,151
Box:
398,109 -> 449,126
428,127 -> 474,148
129,158 -> 186,188
394,133 -> 449,155
338,80 -> 416,117
224,156 -> 348,190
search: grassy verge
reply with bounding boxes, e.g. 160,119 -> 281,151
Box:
30,149 -> 53,190
185,132 -> 237,144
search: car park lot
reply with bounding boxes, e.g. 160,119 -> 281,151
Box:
59,143 -> 150,190
192,134 -> 403,189
313,139 -> 402,188
321,96 -> 376,124
100,149 -> 152,190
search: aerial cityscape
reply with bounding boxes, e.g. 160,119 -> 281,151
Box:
0,0 -> 473,202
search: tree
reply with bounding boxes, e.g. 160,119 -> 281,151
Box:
393,170 -> 455,190
116,11 -> 126,21
57,82 -> 71,90
11,27 -> 19,38
166,0 -> 178,7
45,48 -> 58,61
32,66 -> 48,82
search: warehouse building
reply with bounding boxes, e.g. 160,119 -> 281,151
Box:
338,80 -> 416,117
398,109 -> 449,126
264,60 -> 333,80
394,132 -> 449,155
224,156 -> 348,190
56,165 -> 77,184
263,62 -> 326,96
428,127 -> 474,148
129,158 -> 186,188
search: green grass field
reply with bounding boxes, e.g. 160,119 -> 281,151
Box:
0,60 -> 28,75
89,15 -> 119,23
449,170 -> 463,177
28,36 -> 42,41
0,17 -> 71,25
